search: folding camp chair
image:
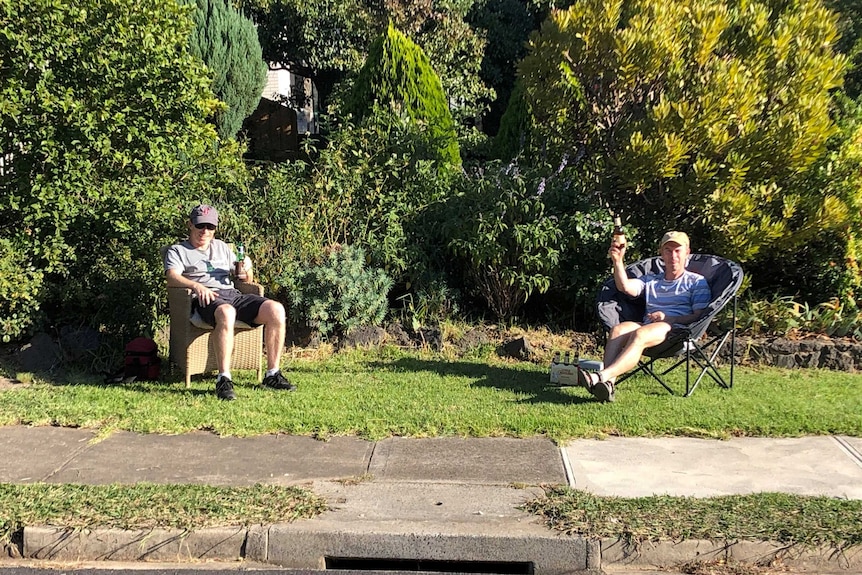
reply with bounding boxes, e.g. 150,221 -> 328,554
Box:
596,254 -> 744,396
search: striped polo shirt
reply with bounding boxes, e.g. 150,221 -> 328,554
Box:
632,270 -> 711,321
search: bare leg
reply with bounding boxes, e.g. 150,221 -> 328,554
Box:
603,321 -> 642,369
255,300 -> 286,371
212,304 -> 237,373
601,322 -> 672,381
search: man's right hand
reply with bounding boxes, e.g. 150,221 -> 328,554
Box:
608,240 -> 626,264
193,283 -> 217,305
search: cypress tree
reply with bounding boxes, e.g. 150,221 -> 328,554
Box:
347,24 -> 460,166
187,0 -> 267,139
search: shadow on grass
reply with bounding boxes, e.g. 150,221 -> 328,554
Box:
367,356 -> 598,406
34,367 -> 242,398
30,356 -> 598,405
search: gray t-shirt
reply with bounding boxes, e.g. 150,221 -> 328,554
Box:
164,239 -> 236,290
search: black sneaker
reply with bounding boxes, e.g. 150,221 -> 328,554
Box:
216,376 -> 237,401
262,371 -> 297,391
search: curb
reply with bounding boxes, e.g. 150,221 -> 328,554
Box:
21,525 -> 597,574
14,526 -> 862,573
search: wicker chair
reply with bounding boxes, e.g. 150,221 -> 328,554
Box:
163,246 -> 264,386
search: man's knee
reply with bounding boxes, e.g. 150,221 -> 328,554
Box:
632,323 -> 672,347
610,321 -> 640,339
214,304 -> 237,326
259,299 -> 285,326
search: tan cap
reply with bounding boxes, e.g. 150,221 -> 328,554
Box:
660,231 -> 690,249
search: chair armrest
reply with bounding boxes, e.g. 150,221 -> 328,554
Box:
166,286 -> 195,338
236,280 -> 264,297
167,287 -> 193,317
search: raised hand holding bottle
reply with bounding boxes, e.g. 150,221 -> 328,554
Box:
612,215 -> 626,250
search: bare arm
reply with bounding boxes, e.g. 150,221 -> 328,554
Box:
165,268 -> 219,306
608,242 -> 641,297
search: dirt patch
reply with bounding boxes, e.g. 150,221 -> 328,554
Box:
0,376 -> 29,391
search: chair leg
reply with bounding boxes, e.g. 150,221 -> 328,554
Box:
685,343 -> 691,396
645,360 -> 678,395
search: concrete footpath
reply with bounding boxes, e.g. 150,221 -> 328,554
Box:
1,425 -> 862,574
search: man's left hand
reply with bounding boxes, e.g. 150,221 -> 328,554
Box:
646,311 -> 666,323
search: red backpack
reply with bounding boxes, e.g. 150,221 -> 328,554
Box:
124,337 -> 161,380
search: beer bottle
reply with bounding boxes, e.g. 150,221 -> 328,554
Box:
612,215 -> 626,249
235,242 -> 248,281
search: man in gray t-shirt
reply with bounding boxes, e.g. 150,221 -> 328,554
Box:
164,204 -> 297,401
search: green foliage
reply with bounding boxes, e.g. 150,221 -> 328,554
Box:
346,24 -> 461,166
243,0 -> 375,110
244,0 -> 492,137
445,161 -> 564,320
392,0 -> 494,134
231,116 -> 455,296
733,295 -> 862,340
517,0 -> 850,264
280,244 -> 393,338
0,0 -> 247,340
746,97 -> 862,305
467,0 -> 537,134
493,80 -> 532,160
0,239 -> 44,342
396,279 -> 462,331
826,0 -> 862,100
219,161 -> 318,295
186,0 -> 267,139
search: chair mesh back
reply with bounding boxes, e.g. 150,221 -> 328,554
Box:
597,254 -> 744,338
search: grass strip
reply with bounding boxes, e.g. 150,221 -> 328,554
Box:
524,486 -> 862,549
0,482 -> 326,545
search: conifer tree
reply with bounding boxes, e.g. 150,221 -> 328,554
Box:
187,0 -> 267,139
346,24 -> 461,166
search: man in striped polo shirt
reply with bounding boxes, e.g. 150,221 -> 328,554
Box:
578,231 -> 711,402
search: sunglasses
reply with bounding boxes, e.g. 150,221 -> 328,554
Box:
195,223 -> 216,231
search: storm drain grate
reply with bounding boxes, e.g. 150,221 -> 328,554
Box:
325,557 -> 534,574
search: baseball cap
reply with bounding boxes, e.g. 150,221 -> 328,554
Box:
190,204 -> 218,227
660,231 -> 690,249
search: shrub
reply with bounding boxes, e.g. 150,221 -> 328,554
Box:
517,0 -> 850,263
1,0 -> 247,340
0,239 -> 44,342
280,244 -> 393,338
445,161 -> 564,321
231,116 -> 455,297
731,294 -> 862,340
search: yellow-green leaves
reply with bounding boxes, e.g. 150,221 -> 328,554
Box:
512,0 -> 850,263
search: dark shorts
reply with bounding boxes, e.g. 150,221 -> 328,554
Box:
194,289 -> 267,327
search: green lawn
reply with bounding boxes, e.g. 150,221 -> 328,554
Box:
2,345 -> 860,440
